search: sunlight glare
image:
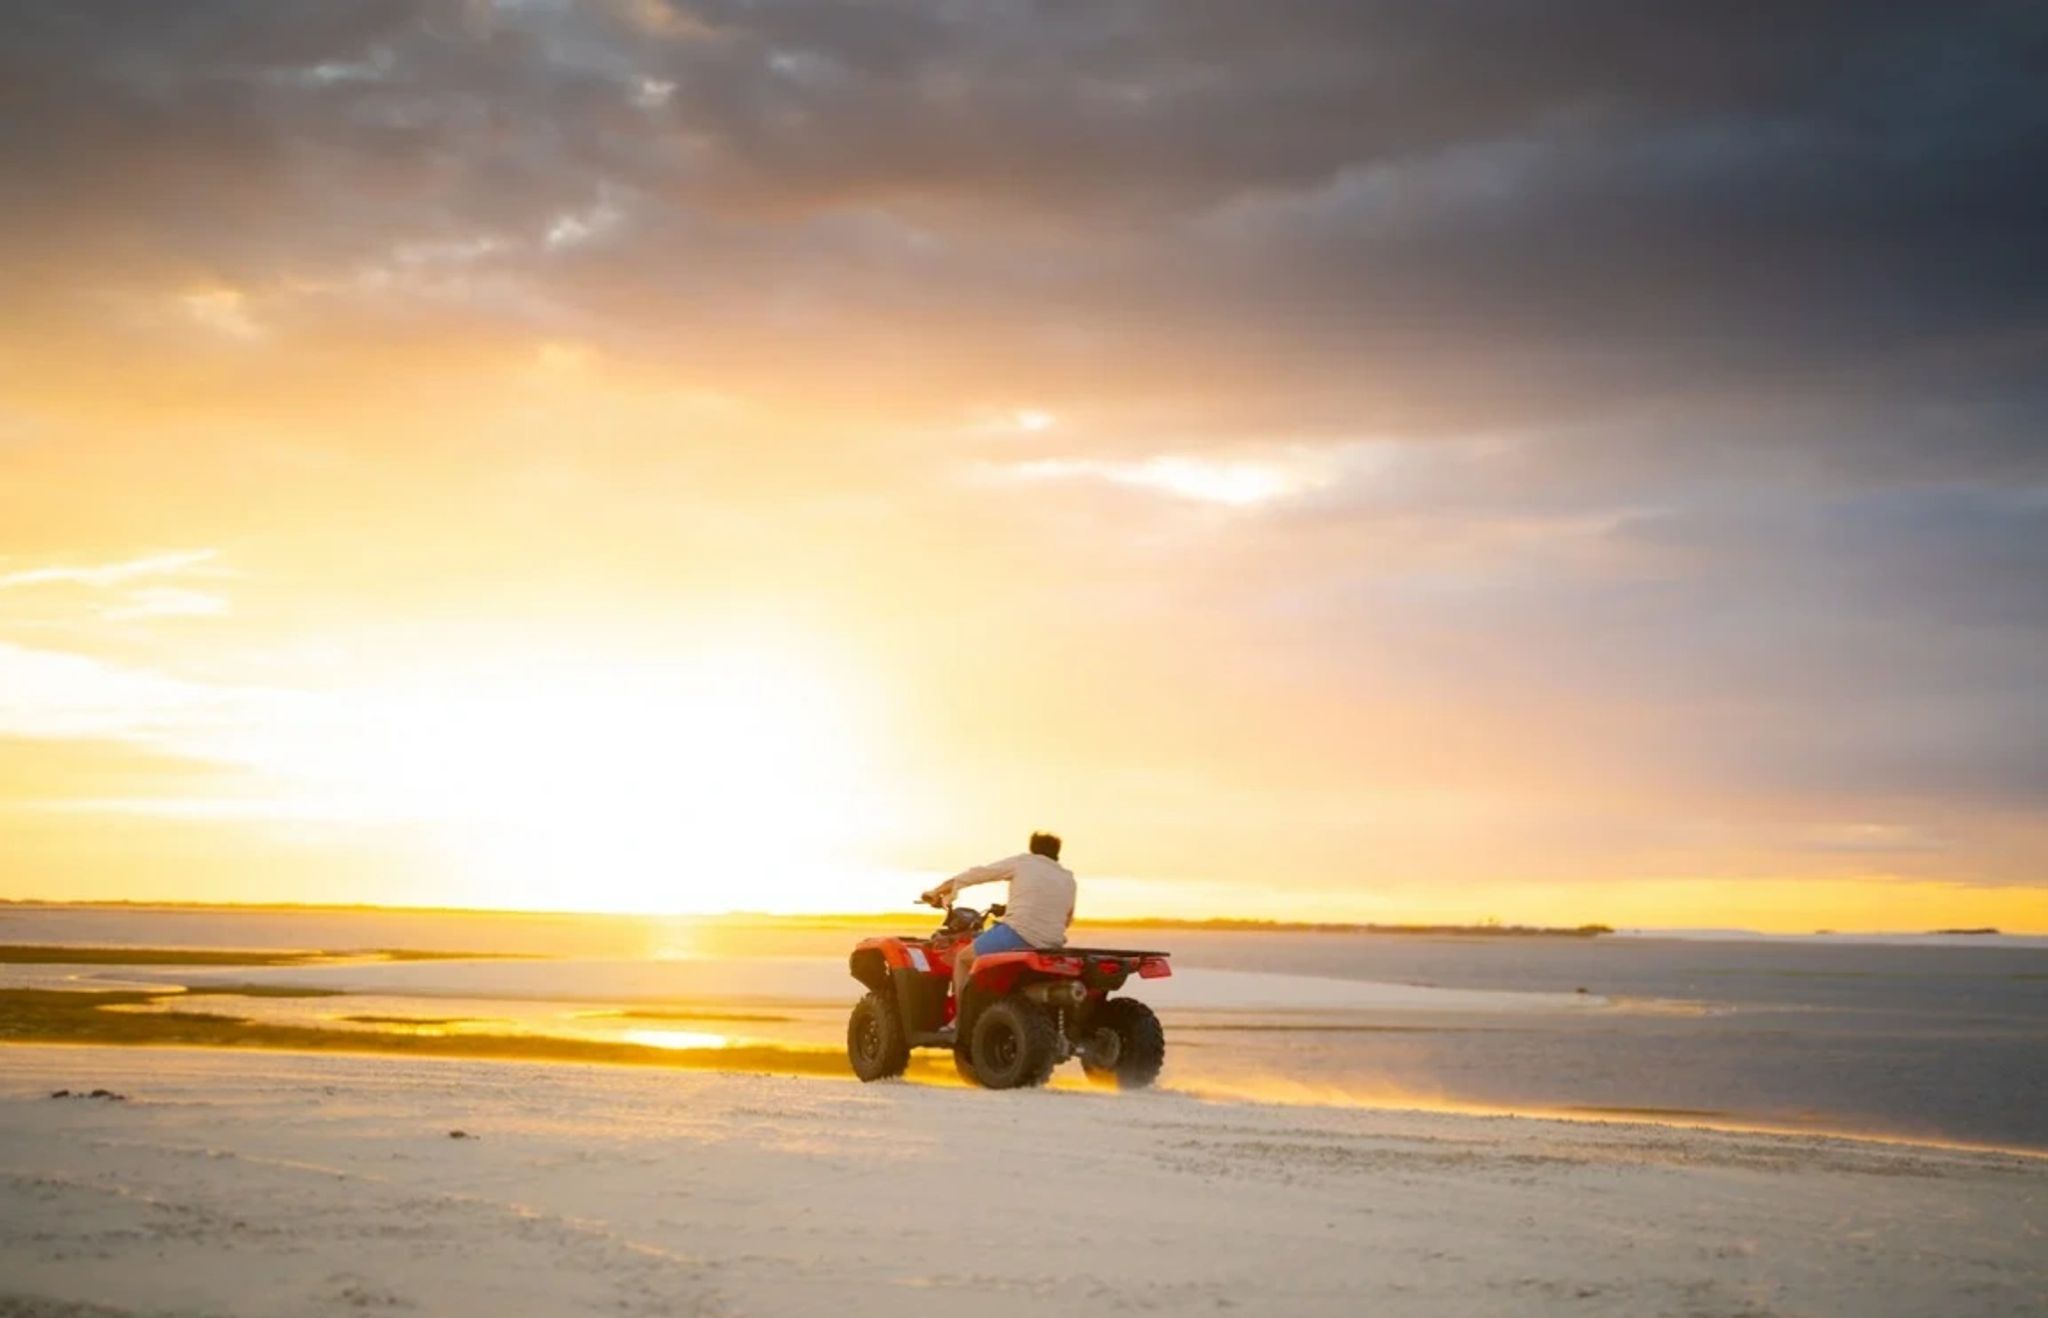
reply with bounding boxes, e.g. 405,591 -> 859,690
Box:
622,1029 -> 733,1050
255,646 -> 883,913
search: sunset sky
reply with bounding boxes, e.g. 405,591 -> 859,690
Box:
3,2 -> 2045,930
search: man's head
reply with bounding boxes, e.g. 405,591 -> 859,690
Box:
1028,831 -> 1062,861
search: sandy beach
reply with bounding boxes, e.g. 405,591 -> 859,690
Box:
3,1046 -> 2042,1318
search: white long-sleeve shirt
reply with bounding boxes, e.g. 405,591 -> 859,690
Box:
943,852 -> 1076,948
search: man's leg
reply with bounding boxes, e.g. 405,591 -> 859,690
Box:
953,923 -> 1027,1037
951,945 -> 976,1026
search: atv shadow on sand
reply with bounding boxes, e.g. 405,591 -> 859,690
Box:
846,898 -> 1169,1090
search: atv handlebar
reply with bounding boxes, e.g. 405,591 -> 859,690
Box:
920,891 -> 1005,941
919,889 -> 1004,918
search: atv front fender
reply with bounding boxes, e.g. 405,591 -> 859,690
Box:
849,947 -> 890,993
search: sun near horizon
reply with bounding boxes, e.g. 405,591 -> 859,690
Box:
4,3 -> 2047,936
6,597 -> 2043,933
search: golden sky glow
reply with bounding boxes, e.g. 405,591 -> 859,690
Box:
3,2 -> 2045,931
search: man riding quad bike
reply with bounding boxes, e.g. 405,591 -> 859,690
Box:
843,837 -> 1169,1089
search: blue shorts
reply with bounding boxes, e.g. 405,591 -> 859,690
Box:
972,922 -> 1033,955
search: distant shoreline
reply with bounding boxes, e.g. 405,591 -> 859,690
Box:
1087,919 -> 1614,937
5,900 -> 2043,938
0,898 -> 1610,937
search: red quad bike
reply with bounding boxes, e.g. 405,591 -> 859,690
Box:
846,895 -> 1171,1089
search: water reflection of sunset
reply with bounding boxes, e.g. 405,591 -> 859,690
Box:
621,1028 -> 734,1052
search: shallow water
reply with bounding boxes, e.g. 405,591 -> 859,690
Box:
1157,930 -> 2048,1149
5,905 -> 2044,1150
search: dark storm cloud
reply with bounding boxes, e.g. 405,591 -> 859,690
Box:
7,0 -> 2043,417
624,2 -> 2038,215
559,0 -> 2047,456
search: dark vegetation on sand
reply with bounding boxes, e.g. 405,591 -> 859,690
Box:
0,987 -> 933,1080
0,945 -> 535,966
599,1008 -> 798,1024
180,983 -> 347,998
0,946 -> 324,966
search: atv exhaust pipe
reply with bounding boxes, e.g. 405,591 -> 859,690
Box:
1023,980 -> 1088,1006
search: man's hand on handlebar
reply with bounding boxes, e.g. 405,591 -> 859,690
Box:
919,886 -> 951,908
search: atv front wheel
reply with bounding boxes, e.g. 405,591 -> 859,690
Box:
1082,997 -> 1165,1089
968,998 -> 1058,1089
952,1044 -> 983,1087
847,990 -> 910,1080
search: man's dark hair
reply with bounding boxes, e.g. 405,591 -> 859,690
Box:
1029,831 -> 1062,861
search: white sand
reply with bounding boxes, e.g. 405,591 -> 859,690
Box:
3,1047 -> 2043,1317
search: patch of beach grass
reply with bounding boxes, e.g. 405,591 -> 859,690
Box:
367,948 -> 538,962
0,946 -> 323,966
179,984 -> 349,999
0,987 -> 913,1080
339,1014 -> 496,1027
595,1008 -> 797,1024
0,945 -> 537,967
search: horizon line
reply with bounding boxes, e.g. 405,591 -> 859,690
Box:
0,896 -> 2038,937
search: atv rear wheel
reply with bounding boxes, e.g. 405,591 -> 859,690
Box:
847,990 -> 910,1081
968,997 -> 1058,1089
1082,997 -> 1164,1089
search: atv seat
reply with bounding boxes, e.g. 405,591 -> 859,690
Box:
1050,947 -> 1170,958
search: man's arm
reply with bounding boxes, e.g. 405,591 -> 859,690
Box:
924,855 -> 1021,904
